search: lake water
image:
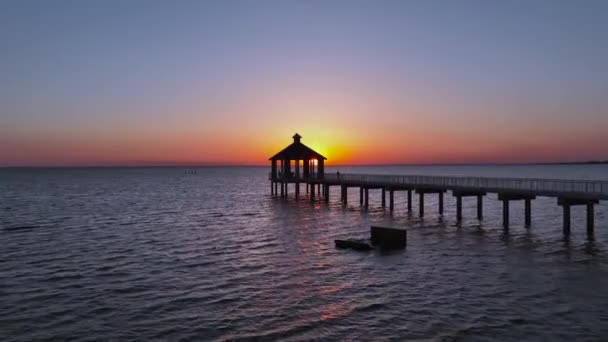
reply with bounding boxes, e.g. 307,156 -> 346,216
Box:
2,165 -> 608,341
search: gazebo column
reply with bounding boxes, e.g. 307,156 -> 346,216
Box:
279,160 -> 284,198
295,160 -> 300,198
303,159 -> 310,179
271,159 -> 277,195
284,159 -> 291,178
304,159 -> 309,194
318,159 -> 325,179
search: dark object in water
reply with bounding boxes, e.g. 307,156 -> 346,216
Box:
334,239 -> 373,251
371,225 -> 407,249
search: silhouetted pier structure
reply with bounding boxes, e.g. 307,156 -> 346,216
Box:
269,133 -> 326,199
270,135 -> 608,236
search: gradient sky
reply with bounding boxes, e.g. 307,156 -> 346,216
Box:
1,0 -> 607,166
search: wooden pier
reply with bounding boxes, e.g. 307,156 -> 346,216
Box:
269,134 -> 608,236
311,174 -> 607,235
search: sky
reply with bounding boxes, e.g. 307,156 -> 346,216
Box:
1,0 -> 607,166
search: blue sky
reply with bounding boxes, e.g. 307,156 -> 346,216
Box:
1,0 -> 607,165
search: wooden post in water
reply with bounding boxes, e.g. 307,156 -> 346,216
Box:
419,192 -> 424,217
558,198 -> 598,236
587,203 -> 595,234
456,195 -> 462,221
365,188 -> 369,209
359,187 -> 363,206
477,195 -> 483,220
389,190 -> 394,212
562,204 -> 571,235
502,200 -> 510,228
343,185 -> 348,204
439,192 -> 444,215
525,199 -> 532,226
381,188 -> 386,208
407,190 -> 412,212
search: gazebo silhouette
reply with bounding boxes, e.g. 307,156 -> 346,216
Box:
269,133 -> 326,197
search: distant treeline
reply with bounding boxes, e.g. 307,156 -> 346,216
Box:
551,161 -> 608,165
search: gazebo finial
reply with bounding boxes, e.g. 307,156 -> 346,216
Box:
292,133 -> 302,143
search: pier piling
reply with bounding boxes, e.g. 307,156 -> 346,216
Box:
562,204 -> 571,235
407,190 -> 412,212
419,192 -> 424,217
456,196 -> 463,221
525,199 -> 532,226
558,197 -> 598,236
498,193 -> 536,229
587,203 -> 595,234
416,188 -> 446,218
269,160 -> 607,238
502,200 -> 510,228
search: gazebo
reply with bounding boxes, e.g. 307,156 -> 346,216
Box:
269,133 -> 326,197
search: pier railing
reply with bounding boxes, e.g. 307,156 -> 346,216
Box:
323,173 -> 608,199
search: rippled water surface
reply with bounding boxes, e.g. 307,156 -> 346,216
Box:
2,165 -> 608,341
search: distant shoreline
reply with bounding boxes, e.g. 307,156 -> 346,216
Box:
1,161 -> 607,169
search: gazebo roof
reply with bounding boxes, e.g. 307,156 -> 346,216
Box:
269,133 -> 327,161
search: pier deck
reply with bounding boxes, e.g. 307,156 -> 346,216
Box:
273,173 -> 608,236
318,174 -> 608,200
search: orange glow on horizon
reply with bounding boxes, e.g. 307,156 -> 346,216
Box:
3,125 -> 607,167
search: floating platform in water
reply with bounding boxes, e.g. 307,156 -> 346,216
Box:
371,225 -> 407,249
334,239 -> 373,251
335,225 -> 407,252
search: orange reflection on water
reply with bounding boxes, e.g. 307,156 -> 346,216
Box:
320,302 -> 352,321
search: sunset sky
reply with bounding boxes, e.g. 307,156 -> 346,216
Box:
1,0 -> 607,166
